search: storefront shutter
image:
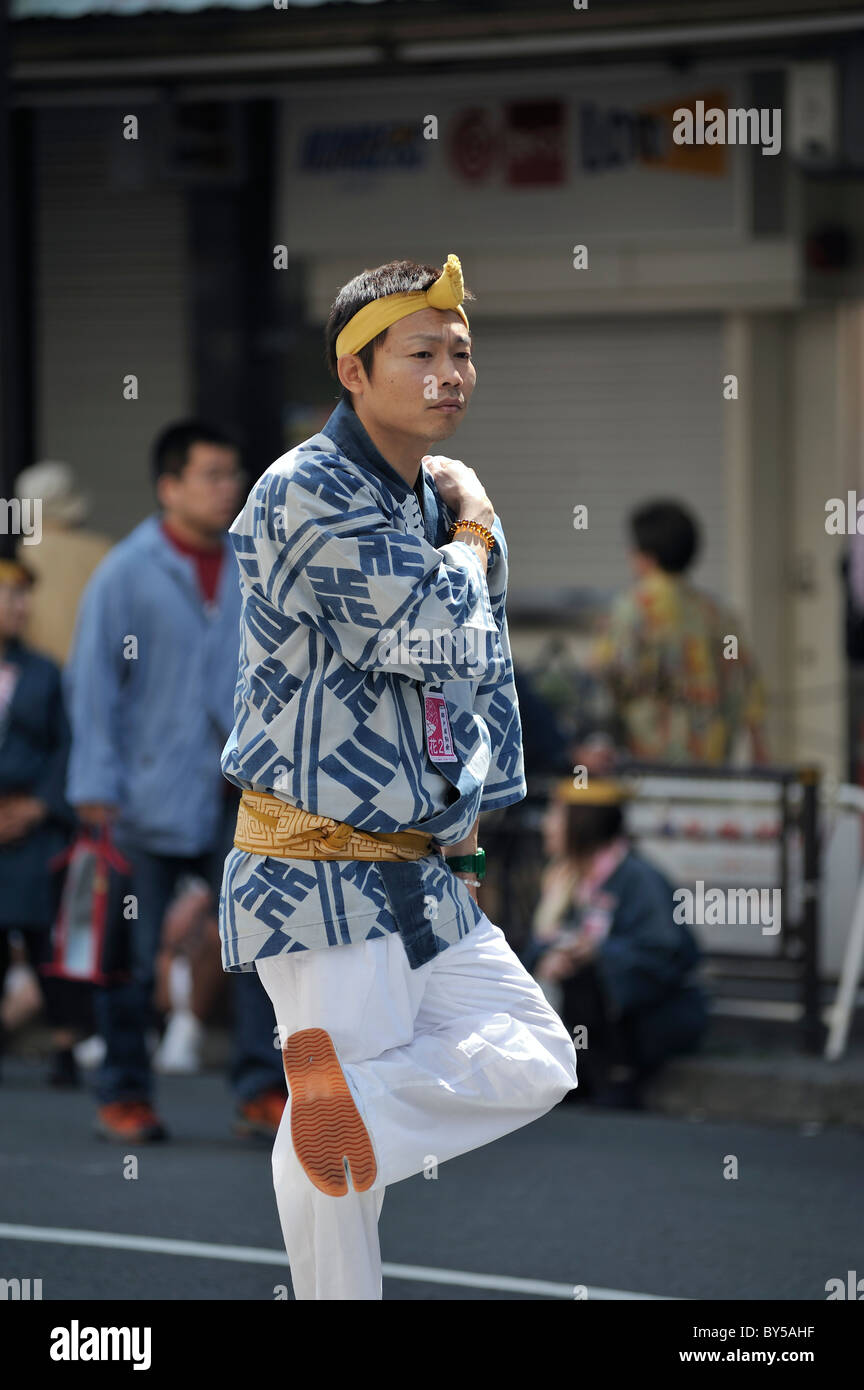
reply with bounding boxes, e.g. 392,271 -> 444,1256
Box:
449,314 -> 728,608
34,105 -> 189,539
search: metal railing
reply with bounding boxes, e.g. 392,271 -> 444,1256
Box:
480,762 -> 825,1054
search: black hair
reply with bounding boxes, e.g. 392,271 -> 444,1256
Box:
151,420 -> 238,487
563,803 -> 625,857
324,258 -> 475,410
630,500 -> 701,575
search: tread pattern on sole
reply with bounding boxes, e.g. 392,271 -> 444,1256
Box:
281,1027 -> 377,1197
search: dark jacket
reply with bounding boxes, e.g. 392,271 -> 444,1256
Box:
591,850 -> 702,1015
0,639 -> 74,929
512,666 -> 570,778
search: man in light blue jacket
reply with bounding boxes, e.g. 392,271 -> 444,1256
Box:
65,421 -> 286,1143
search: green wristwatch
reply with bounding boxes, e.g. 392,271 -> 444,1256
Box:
445,847 -> 486,882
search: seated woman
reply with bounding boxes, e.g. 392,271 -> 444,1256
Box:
522,776 -> 708,1108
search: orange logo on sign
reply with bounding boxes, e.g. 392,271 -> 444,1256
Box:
639,90 -> 729,176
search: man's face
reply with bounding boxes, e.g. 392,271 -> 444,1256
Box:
350,307 -> 476,446
157,443 -> 244,535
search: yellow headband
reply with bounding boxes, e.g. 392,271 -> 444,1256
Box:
0,558 -> 33,587
335,253 -> 470,359
554,778 -> 631,806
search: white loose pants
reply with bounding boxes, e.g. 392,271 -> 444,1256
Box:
255,912 -> 579,1301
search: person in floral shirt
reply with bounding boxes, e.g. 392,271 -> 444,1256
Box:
591,500 -> 769,766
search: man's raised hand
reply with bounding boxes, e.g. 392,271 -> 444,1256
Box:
422,455 -> 495,531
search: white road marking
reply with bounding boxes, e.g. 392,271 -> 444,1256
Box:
0,1222 -> 674,1299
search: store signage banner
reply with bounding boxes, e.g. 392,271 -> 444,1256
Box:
278,75 -> 748,253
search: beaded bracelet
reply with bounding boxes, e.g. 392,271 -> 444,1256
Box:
449,518 -> 495,552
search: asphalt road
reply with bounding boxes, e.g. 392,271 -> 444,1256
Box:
0,1058 -> 861,1301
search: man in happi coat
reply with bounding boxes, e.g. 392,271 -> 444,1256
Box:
219,255 -> 579,1300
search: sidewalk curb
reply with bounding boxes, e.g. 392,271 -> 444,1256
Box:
644,1050 -> 864,1129
9,1023 -> 864,1129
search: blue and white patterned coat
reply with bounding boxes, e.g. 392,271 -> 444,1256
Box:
218,398 -> 526,972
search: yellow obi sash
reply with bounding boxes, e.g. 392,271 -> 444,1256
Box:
234,789 -> 437,861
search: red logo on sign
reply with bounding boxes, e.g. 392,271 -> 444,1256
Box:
505,100 -> 565,186
449,108 -> 498,183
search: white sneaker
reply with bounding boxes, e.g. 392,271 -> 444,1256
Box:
73,1034 -> 106,1069
153,1011 -> 204,1074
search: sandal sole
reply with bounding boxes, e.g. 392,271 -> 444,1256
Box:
281,1028 -> 377,1197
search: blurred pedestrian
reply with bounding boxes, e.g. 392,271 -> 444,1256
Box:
63,421 -> 286,1142
14,461 -> 112,666
523,775 -> 708,1108
152,875 -> 228,1074
591,500 -> 768,765
0,557 -> 81,1085
512,665 -> 571,778
841,533 -> 864,782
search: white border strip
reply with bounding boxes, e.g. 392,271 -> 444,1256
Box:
402,13 -> 864,61
0,1223 -> 675,1300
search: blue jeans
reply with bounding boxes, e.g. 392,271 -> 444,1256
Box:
93,797 -> 284,1106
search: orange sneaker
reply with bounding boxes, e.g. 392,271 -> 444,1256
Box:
234,1087 -> 287,1139
281,1028 -> 377,1197
95,1101 -> 168,1142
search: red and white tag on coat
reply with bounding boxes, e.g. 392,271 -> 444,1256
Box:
424,690 -> 458,763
